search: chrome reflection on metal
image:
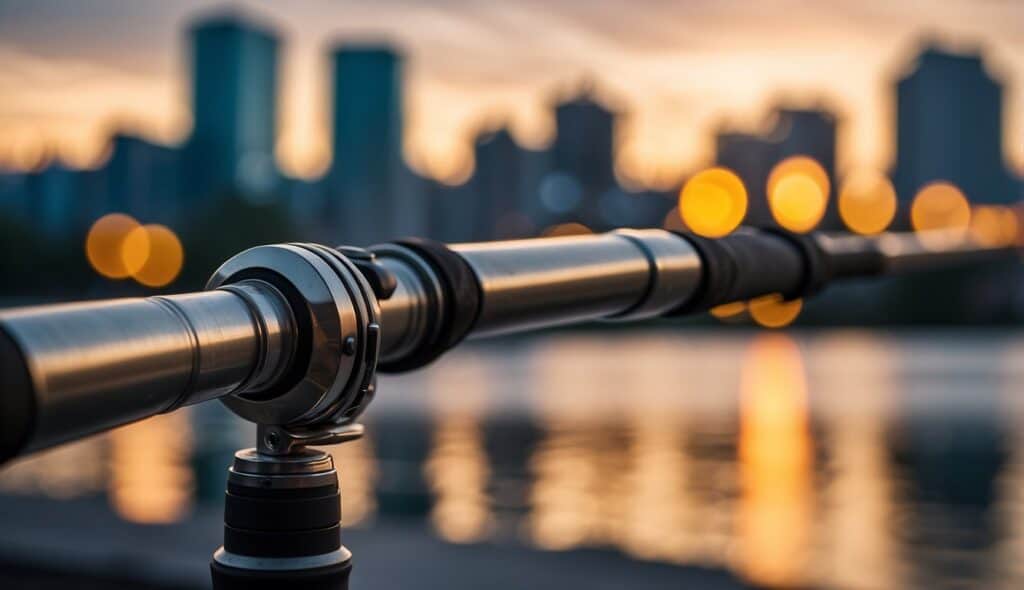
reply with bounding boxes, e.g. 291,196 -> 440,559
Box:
452,230 -> 700,337
257,422 -> 365,456
608,229 -> 702,320
228,447 -> 339,489
372,243 -> 444,365
207,243 -> 381,428
213,547 -> 352,572
0,282 -> 296,453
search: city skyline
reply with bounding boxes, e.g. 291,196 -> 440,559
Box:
1,0 -> 1023,189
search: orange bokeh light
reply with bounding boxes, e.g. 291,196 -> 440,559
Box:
86,213 -> 142,279
910,181 -> 970,248
124,225 -> 184,288
766,156 -> 829,233
541,222 -> 592,237
678,167 -> 748,238
838,171 -> 897,235
710,301 -> 747,320
749,294 -> 803,328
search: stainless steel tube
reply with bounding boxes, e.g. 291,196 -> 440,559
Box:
0,280 -> 295,454
451,229 -> 702,337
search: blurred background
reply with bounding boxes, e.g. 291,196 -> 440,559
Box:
0,1 -> 1023,588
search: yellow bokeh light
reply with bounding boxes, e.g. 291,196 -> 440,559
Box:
769,174 -> 827,233
969,206 -> 1006,247
910,182 -> 971,249
710,301 -> 747,319
1001,208 -> 1020,245
766,157 -> 829,234
124,225 -> 184,288
541,222 -> 592,237
749,294 -> 802,328
86,213 -> 142,279
120,225 -> 152,276
838,171 -> 897,235
738,334 -> 812,587
678,167 -> 748,238
767,156 -> 830,207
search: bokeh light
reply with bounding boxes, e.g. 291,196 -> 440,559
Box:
678,167 -> 748,238
838,171 -> 897,235
767,156 -> 829,233
710,301 -> 747,320
541,222 -> 592,237
86,213 -> 142,279
910,181 -> 971,248
124,225 -> 184,288
738,334 -> 811,586
749,294 -> 803,328
969,205 -> 1019,247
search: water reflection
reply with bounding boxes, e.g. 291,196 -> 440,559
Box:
810,333 -> 898,589
736,334 -> 813,586
1,331 -> 1022,589
108,410 -> 193,523
424,360 -> 493,542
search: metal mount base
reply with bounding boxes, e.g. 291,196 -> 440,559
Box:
210,423 -> 364,590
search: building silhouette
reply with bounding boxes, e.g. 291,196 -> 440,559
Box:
183,14 -> 280,201
470,126 -> 543,240
104,134 -> 182,224
329,44 -> 409,245
893,46 -> 1018,204
549,86 -> 619,229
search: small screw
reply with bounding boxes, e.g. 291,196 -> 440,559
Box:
343,336 -> 357,355
265,431 -> 281,449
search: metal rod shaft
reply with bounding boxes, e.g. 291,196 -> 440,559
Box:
0,227 -> 1014,461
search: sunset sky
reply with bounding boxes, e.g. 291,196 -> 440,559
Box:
0,0 -> 1022,188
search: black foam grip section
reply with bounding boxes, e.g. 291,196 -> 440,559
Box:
378,238 -> 482,372
225,489 -> 341,532
759,228 -> 833,296
0,325 -> 35,463
666,228 -> 807,314
224,524 -> 341,557
827,244 -> 886,279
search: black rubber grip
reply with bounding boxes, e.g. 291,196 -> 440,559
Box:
0,324 -> 35,463
759,228 -> 833,296
826,242 -> 886,279
211,560 -> 352,590
224,524 -> 341,557
666,228 -> 807,314
377,238 -> 482,372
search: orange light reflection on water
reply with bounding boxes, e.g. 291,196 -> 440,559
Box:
108,411 -> 193,524
424,362 -> 493,543
736,334 -> 813,587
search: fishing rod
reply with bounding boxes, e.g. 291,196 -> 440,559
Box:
0,226 -> 1013,588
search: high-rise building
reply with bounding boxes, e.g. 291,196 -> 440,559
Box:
471,127 -> 538,239
893,46 -> 1018,204
0,170 -> 30,223
550,85 -> 619,228
329,44 -> 408,244
104,134 -> 182,224
27,163 -> 82,239
184,13 -> 280,200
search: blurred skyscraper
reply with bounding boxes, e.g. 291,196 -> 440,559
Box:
183,13 -> 280,201
471,126 -> 541,240
893,46 -> 1018,204
548,85 -> 618,229
104,134 -> 182,224
329,44 -> 414,244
